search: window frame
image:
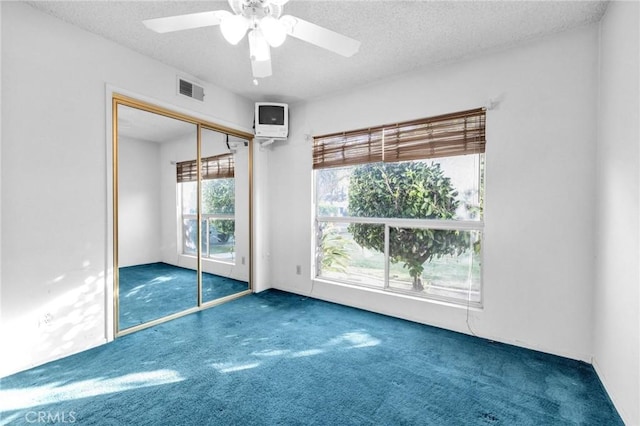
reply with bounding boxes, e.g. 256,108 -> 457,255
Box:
177,154 -> 237,264
314,201 -> 484,307
312,108 -> 486,307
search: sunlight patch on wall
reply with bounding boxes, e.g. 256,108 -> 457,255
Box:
0,278 -> 105,376
49,275 -> 66,285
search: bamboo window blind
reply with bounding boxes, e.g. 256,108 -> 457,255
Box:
176,153 -> 235,183
312,108 -> 486,169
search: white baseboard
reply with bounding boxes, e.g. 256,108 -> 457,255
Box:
272,282 -> 591,362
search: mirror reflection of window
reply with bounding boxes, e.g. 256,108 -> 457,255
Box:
177,154 -> 235,260
199,128 -> 250,304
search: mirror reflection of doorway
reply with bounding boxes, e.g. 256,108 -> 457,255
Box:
113,96 -> 252,335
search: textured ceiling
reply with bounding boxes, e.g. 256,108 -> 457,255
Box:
24,1 -> 608,103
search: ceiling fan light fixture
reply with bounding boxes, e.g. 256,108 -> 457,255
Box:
220,14 -> 248,45
142,0 -> 361,80
278,15 -> 297,34
260,16 -> 287,47
249,29 -> 271,62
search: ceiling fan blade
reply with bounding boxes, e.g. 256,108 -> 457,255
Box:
227,0 -> 244,15
143,10 -> 229,34
251,58 -> 272,79
280,15 -> 360,57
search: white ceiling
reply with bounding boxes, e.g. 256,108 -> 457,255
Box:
24,0 -> 608,104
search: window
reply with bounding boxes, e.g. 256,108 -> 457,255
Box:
313,108 -> 485,306
178,154 -> 236,262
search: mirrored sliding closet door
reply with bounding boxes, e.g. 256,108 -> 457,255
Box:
113,96 -> 252,336
199,127 -> 251,304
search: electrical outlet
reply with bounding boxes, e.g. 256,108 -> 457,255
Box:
296,265 -> 302,275
39,313 -> 53,328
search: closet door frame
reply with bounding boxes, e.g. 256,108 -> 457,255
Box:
111,93 -> 254,338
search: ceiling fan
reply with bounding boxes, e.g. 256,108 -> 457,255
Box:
143,0 -> 361,81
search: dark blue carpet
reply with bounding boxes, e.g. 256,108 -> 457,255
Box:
118,262 -> 248,329
0,290 -> 623,425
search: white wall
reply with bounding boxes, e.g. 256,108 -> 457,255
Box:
0,2 -> 254,377
118,137 -> 162,267
593,2 -> 640,425
252,145 -> 271,293
267,25 -> 600,362
0,4 -> 3,345
159,133 -> 198,268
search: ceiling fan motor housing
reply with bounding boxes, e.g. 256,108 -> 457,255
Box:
233,0 -> 283,23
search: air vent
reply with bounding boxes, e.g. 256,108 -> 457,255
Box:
177,77 -> 204,101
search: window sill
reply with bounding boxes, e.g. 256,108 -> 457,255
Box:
181,253 -> 236,267
312,277 -> 483,311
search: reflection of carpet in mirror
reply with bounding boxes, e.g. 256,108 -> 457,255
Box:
118,262 -> 248,330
